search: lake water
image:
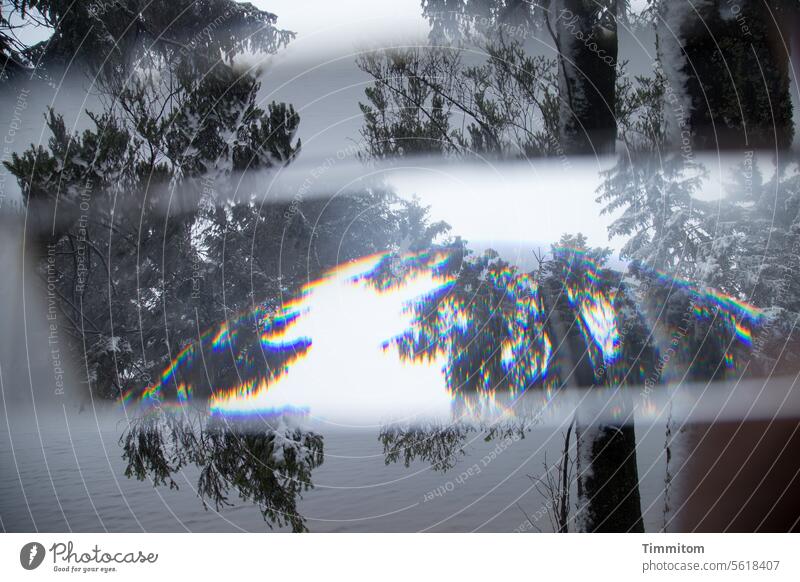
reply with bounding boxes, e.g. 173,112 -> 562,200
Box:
0,403 -> 680,533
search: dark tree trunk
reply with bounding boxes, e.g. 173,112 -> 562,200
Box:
662,0 -> 794,151
576,411 -> 644,532
546,284 -> 645,532
555,0 -> 618,155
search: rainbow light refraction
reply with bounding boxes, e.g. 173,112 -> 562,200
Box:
122,250 -> 458,420
208,250 -> 457,419
648,269 -> 762,347
556,247 -> 762,363
122,246 -> 764,420
561,251 -> 621,368
383,260 -> 555,414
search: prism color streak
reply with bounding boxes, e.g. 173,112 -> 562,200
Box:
123,251 -> 458,422
123,247 -> 763,422
384,263 -> 554,411
208,251 -> 456,421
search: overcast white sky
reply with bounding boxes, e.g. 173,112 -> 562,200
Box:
252,0 -> 426,39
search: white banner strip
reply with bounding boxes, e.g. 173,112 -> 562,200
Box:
1,533 -> 798,581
